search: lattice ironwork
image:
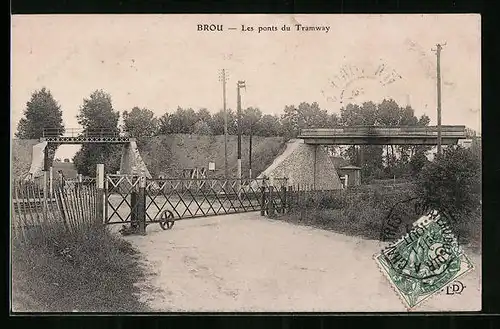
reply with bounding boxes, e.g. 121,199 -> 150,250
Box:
104,174 -> 290,229
269,186 -> 287,215
41,127 -> 131,144
63,177 -> 97,191
105,174 -> 142,224
144,177 -> 278,221
42,136 -> 131,144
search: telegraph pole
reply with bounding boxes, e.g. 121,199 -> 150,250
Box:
219,69 -> 229,178
236,80 -> 245,188
249,125 -> 252,179
432,42 -> 446,156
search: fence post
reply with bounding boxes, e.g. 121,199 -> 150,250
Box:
43,171 -> 48,221
49,167 -> 53,199
138,176 -> 146,235
96,163 -> 104,224
282,185 -> 287,214
130,190 -> 137,228
260,185 -> 266,216
78,173 -> 82,191
269,186 -> 275,218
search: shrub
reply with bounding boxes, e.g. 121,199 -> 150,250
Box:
416,146 -> 481,244
282,184 -> 417,240
318,193 -> 344,209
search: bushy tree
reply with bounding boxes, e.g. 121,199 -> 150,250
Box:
193,120 -> 213,135
255,114 -> 282,137
157,107 -> 198,134
241,107 -> 262,135
209,109 -> 237,135
196,108 -> 212,123
16,88 -> 65,168
122,107 -> 158,138
192,108 -> 213,135
73,90 -> 121,175
281,102 -> 332,139
337,99 -> 431,180
16,87 -> 65,139
409,150 -> 430,175
339,102 -> 383,178
416,146 -> 481,224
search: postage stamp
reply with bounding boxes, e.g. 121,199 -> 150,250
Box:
374,211 -> 474,310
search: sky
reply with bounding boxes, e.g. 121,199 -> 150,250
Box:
11,14 -> 481,160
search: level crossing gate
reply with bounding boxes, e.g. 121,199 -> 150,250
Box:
104,174 -> 289,232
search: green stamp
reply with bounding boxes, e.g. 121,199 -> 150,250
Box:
374,212 -> 474,309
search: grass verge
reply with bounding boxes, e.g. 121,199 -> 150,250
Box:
11,222 -> 150,312
279,182 -> 481,252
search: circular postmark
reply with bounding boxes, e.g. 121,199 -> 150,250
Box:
380,197 -> 458,244
322,61 -> 403,105
379,216 -> 462,305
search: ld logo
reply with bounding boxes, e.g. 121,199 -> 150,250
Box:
445,281 -> 466,295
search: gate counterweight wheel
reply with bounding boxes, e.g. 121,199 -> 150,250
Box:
159,210 -> 175,230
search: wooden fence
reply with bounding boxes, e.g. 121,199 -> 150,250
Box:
11,177 -> 99,242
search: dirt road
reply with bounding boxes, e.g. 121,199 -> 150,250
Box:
123,212 -> 481,312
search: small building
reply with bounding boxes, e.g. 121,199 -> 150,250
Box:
338,165 -> 362,187
330,156 -> 350,169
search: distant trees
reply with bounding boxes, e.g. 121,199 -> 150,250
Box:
16,86 -> 459,181
73,90 -> 121,175
156,107 -> 281,137
336,99 -> 432,180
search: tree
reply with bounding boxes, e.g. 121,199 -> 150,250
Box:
16,88 -> 65,168
158,113 -> 171,135
416,146 -> 481,240
281,102 -> 330,139
159,107 -> 198,134
73,90 -> 121,175
255,114 -> 282,137
16,87 -> 65,139
337,100 -> 430,180
409,149 -> 430,176
193,120 -> 213,135
196,108 -> 212,123
193,108 -> 213,135
122,107 -> 159,138
209,109 -> 237,135
339,101 -> 384,178
241,107 -> 262,135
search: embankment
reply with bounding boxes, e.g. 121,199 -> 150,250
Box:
12,134 -> 287,180
137,134 -> 287,178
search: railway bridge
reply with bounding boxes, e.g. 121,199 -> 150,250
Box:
27,128 -> 150,179
298,125 -> 466,145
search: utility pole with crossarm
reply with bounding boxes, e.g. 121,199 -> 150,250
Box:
218,69 -> 229,178
432,42 -> 446,156
236,80 -> 246,191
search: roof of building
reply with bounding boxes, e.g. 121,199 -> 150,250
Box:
330,156 -> 351,169
339,165 -> 362,170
